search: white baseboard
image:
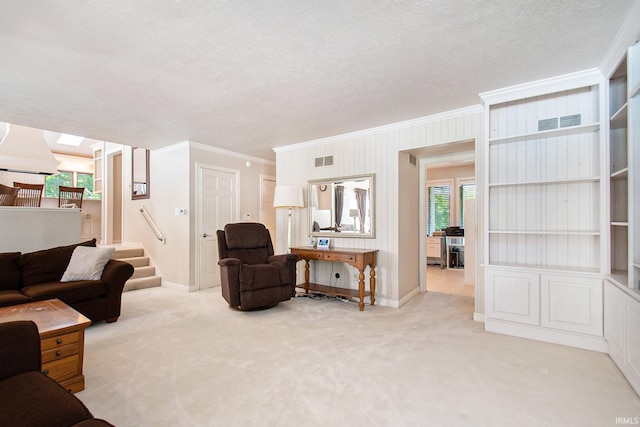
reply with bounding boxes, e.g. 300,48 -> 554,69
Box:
473,312 -> 485,322
161,281 -> 190,292
485,318 -> 608,353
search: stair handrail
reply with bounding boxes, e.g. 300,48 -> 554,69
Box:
139,206 -> 166,244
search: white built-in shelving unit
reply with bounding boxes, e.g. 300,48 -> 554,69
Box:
604,40 -> 640,395
481,70 -> 607,352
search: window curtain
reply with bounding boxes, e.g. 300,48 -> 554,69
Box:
334,185 -> 344,228
354,188 -> 368,233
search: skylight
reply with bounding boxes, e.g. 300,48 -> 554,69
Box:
57,133 -> 84,146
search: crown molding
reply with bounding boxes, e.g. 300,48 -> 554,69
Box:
480,68 -> 603,105
155,141 -> 275,166
600,1 -> 640,78
273,104 -> 483,154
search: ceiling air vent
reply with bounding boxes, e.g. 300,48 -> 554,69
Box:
315,157 -> 324,167
409,154 -> 417,166
559,114 -> 581,128
323,156 -> 333,166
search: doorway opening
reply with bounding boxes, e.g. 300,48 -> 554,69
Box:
416,139 -> 477,299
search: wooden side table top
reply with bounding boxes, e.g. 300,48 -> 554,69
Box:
0,299 -> 91,337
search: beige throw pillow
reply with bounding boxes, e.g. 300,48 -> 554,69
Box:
61,246 -> 115,282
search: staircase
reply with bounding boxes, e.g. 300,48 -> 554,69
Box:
111,247 -> 162,292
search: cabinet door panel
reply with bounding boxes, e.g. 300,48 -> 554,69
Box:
541,275 -> 602,336
486,269 -> 540,325
604,281 -> 626,362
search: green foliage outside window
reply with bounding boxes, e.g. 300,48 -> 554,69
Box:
78,173 -> 99,200
44,171 -> 100,200
45,171 -> 72,197
428,185 -> 450,235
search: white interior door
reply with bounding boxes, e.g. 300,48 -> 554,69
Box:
261,175 -> 276,245
198,166 -> 237,290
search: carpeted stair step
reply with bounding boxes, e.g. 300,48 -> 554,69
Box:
130,265 -> 156,280
116,256 -> 150,268
111,247 -> 145,259
109,246 -> 162,292
124,276 -> 162,292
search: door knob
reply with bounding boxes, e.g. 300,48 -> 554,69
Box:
202,233 -> 210,238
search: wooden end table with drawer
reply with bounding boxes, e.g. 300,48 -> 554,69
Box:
0,299 -> 91,393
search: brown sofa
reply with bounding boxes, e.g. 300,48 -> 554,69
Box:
0,239 -> 134,323
0,320 -> 114,426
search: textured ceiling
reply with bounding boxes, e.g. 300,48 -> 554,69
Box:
0,1 -> 634,160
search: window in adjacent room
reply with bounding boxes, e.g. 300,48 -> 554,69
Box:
427,183 -> 451,235
45,171 -> 100,200
459,182 -> 476,228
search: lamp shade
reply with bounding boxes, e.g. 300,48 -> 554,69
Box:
349,209 -> 359,218
273,186 -> 304,208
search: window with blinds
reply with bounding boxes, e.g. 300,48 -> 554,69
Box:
459,183 -> 476,227
427,185 -> 450,235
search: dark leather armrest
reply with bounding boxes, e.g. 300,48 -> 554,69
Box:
218,258 -> 241,266
268,254 -> 299,264
0,321 -> 41,381
100,259 -> 135,322
101,259 -> 135,295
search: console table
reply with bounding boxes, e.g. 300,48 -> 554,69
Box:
290,247 -> 378,311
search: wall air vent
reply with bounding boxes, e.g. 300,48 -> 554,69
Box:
409,154 -> 417,166
538,117 -> 558,132
315,156 -> 334,167
559,114 -> 581,128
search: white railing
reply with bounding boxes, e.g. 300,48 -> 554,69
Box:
140,206 -> 166,243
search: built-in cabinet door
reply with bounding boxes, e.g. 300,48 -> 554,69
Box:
627,307 -> 640,386
486,269 -> 540,325
540,275 -> 602,336
605,281 -> 627,364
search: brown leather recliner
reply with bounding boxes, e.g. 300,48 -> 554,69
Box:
217,222 -> 298,310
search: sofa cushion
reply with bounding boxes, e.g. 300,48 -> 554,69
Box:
18,239 -> 97,287
0,252 -> 21,291
0,290 -> 31,308
0,371 -> 95,427
21,280 -> 106,305
61,246 -> 116,282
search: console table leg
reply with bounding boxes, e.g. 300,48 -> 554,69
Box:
304,260 -> 310,294
358,269 -> 365,311
370,266 -> 376,306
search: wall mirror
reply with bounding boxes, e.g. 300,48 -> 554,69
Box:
132,147 -> 150,200
308,173 -> 375,238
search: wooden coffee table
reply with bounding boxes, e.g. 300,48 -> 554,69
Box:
0,299 -> 91,393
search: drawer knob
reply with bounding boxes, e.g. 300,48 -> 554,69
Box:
42,369 -> 49,376
56,351 -> 62,356
56,339 -> 63,344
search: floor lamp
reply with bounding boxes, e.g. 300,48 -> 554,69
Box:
273,186 -> 304,253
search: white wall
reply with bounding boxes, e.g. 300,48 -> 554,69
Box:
121,142 -> 276,291
122,144 -> 190,287
274,106 -> 483,308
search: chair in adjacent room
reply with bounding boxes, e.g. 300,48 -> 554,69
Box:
0,183 -> 19,206
58,186 -> 85,208
217,222 -> 299,311
12,182 -> 44,207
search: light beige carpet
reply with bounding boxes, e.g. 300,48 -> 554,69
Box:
78,287 -> 640,426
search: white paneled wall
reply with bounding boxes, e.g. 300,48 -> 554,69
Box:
274,106 -> 482,308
